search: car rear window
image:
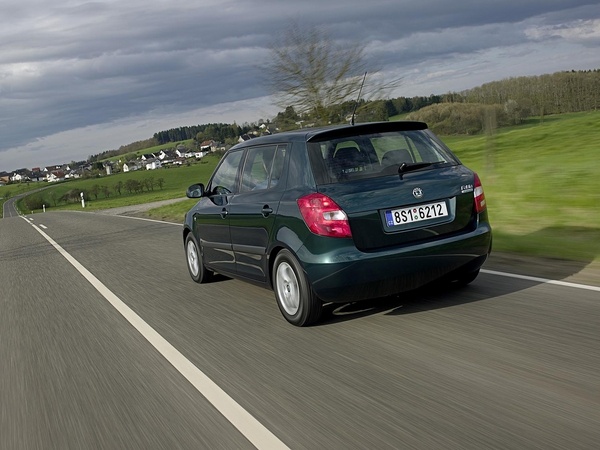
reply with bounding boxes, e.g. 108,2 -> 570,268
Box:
307,130 -> 459,185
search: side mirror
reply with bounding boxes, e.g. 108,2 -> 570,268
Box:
186,183 -> 205,198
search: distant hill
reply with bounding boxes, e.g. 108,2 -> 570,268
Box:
91,68 -> 600,159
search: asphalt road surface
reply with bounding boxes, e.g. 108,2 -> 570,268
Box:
2,196 -> 21,218
1,211 -> 599,449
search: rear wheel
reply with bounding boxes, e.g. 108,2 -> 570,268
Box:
273,250 -> 322,327
185,233 -> 211,283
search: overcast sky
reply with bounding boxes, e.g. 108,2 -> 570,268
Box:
1,0 -> 599,171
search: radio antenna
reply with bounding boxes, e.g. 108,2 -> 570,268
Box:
351,72 -> 367,126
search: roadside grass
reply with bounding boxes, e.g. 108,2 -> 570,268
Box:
442,111 -> 600,262
0,181 -> 44,197
144,198 -> 199,222
1,182 -> 49,213
15,111 -> 600,263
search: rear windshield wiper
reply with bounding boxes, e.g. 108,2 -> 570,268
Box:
398,162 -> 433,174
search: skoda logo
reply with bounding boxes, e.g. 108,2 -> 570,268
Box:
412,187 -> 423,199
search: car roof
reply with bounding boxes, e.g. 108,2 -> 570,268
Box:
231,121 -> 429,149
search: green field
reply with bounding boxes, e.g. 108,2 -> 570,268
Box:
13,155 -> 220,213
442,111 -> 600,262
0,182 -> 48,213
10,111 -> 600,262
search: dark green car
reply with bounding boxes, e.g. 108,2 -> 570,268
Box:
183,121 -> 492,326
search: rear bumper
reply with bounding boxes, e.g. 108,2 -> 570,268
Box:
298,223 -> 492,303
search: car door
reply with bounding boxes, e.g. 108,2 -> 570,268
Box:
228,144 -> 287,281
193,149 -> 244,276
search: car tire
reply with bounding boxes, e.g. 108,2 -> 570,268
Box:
273,249 -> 322,327
185,233 -> 212,283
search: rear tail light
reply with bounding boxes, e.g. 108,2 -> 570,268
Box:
473,173 -> 487,213
297,193 -> 352,238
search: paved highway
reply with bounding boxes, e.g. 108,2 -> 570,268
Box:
2,196 -> 21,218
1,211 -> 599,449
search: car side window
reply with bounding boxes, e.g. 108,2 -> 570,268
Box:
240,145 -> 286,192
209,150 -> 243,198
270,145 -> 286,188
241,145 -> 276,192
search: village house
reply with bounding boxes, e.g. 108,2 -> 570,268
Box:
144,159 -> 162,170
200,140 -> 217,151
47,170 -> 65,182
11,169 -> 31,183
0,171 -> 10,185
122,162 -> 140,172
158,149 -> 177,162
175,147 -> 194,158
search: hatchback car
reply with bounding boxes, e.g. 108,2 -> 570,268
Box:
183,121 -> 492,326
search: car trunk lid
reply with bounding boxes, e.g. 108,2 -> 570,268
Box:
317,165 -> 477,251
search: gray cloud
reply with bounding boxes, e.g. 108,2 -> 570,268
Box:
1,0 -> 599,170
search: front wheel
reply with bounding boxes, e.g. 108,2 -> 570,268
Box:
273,250 -> 322,327
185,233 -> 212,283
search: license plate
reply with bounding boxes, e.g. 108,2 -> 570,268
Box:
385,201 -> 448,227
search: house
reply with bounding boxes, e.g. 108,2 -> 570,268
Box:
171,143 -> 196,158
47,171 -> 65,182
11,168 -> 31,182
122,162 -> 140,172
200,140 -> 217,151
10,173 -> 25,182
158,149 -> 177,161
29,169 -> 45,182
145,159 -> 162,170
64,170 -> 81,179
140,153 -> 156,161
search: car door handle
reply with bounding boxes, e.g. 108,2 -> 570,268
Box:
220,208 -> 228,219
261,205 -> 273,217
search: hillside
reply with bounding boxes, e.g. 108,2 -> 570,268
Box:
442,111 -> 600,261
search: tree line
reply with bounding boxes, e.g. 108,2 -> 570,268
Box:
88,68 -> 599,163
273,69 -> 599,135
89,137 -> 158,162
461,70 -> 600,116
88,123 -> 254,164
403,70 -> 600,135
153,123 -> 251,145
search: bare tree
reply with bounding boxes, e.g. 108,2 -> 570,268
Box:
264,22 -> 398,125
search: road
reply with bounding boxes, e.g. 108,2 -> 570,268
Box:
2,196 -> 21,218
1,210 -> 599,449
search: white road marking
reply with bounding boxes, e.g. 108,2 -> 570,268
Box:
109,213 -> 600,294
112,215 -> 182,225
21,216 -> 290,450
39,224 -> 47,229
481,269 -> 600,292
